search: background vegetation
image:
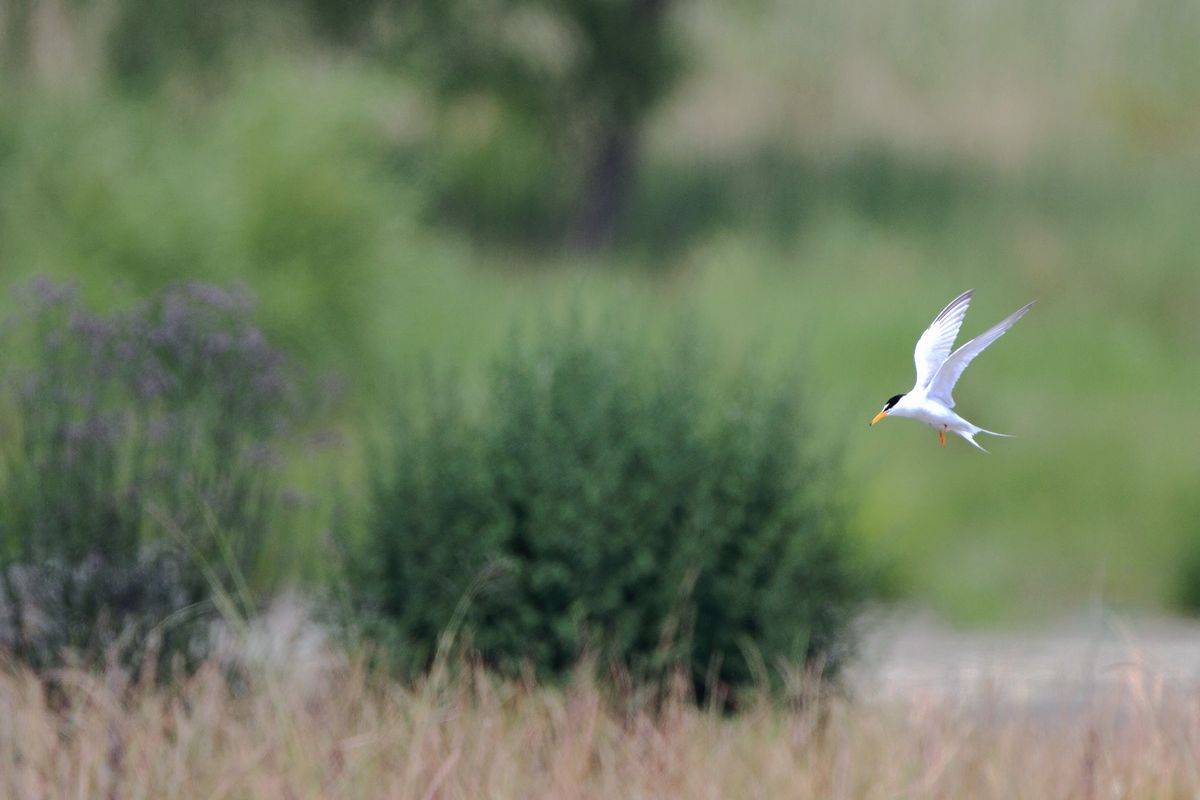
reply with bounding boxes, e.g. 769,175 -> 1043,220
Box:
0,0 -> 1197,659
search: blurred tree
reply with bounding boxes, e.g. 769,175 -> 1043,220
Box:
387,0 -> 684,250
7,0 -> 686,248
564,0 -> 676,250
4,0 -> 684,249
297,0 -> 381,44
106,0 -> 245,89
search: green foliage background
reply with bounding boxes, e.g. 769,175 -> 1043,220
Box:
0,0 -> 1197,627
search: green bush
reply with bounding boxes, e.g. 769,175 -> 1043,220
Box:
0,70 -> 403,373
364,314 -> 862,697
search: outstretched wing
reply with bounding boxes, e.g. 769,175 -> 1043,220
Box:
926,301 -> 1035,407
912,289 -> 973,390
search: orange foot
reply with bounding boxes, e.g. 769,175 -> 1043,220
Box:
939,430 -> 946,447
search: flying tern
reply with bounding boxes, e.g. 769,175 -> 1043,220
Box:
869,289 -> 1034,451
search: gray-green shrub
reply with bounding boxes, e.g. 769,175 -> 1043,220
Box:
0,279 -> 306,673
364,314 -> 862,697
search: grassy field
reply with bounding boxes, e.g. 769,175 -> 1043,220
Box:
1,0 -> 1198,624
3,645 -> 1199,799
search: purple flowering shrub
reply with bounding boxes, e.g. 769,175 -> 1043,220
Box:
0,278 -> 304,672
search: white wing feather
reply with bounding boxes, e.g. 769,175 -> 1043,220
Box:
911,289 -> 973,390
926,301 -> 1035,407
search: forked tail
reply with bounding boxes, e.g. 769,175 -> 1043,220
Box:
955,419 -> 1012,450
958,424 -> 1013,453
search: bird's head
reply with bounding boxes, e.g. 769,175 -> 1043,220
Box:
870,394 -> 905,426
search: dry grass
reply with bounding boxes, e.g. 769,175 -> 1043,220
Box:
1,649 -> 1199,800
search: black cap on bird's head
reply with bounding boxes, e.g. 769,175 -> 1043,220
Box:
870,393 -> 905,426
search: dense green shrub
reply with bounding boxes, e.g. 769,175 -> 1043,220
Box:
364,314 -> 862,697
0,279 -> 309,673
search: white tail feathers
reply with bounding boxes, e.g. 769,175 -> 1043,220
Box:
958,431 -> 990,452
957,425 -> 1014,453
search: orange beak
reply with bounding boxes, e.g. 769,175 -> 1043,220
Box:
870,410 -> 887,426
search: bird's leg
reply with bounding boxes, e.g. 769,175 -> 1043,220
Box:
939,429 -> 946,447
